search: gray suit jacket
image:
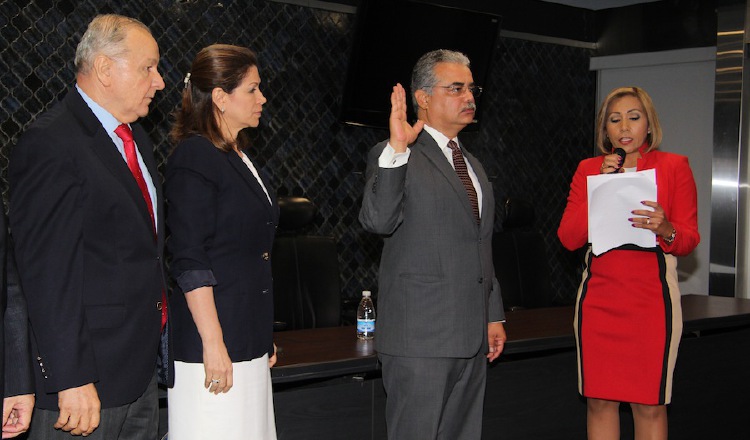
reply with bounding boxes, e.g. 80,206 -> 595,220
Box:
359,131 -> 504,358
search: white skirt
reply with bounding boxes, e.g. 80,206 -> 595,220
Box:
168,355 -> 277,440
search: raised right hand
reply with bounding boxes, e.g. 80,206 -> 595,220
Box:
55,383 -> 100,436
389,83 -> 424,152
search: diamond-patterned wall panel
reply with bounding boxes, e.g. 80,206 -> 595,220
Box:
473,37 -> 596,306
1,0 -> 594,310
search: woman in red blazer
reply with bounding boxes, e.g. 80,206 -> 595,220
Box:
166,44 -> 279,439
558,87 -> 699,440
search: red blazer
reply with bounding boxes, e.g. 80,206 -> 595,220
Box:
558,145 -> 699,257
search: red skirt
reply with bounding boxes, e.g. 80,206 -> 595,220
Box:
574,246 -> 683,405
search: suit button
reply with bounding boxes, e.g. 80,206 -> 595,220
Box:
478,277 -> 484,284
156,301 -> 163,311
262,252 -> 270,261
262,289 -> 270,294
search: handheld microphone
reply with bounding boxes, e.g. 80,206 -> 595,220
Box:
611,148 -> 626,174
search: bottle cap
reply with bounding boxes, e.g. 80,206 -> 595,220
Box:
362,290 -> 371,297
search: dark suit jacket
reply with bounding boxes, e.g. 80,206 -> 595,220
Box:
165,136 -> 278,363
2,212 -> 34,400
359,131 -> 505,358
9,89 -> 167,410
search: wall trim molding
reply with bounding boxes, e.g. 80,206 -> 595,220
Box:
500,30 -> 597,49
267,0 -> 356,14
590,46 -> 717,71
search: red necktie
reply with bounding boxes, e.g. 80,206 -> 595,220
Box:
447,140 -> 480,224
114,124 -> 167,330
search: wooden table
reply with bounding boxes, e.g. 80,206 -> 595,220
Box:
273,294 -> 750,382
271,294 -> 750,439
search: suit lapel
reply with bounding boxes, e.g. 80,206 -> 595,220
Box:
226,152 -> 277,220
464,149 -> 493,231
65,91 -> 158,237
259,166 -> 280,222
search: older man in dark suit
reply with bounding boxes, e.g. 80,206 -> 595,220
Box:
359,49 -> 507,439
9,14 -> 167,439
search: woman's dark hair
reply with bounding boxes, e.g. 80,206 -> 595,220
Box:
170,44 -> 258,152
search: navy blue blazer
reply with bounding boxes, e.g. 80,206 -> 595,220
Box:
165,136 -> 278,363
9,89 -> 167,409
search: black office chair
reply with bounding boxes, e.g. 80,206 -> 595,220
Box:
271,197 -> 342,330
492,197 -> 554,311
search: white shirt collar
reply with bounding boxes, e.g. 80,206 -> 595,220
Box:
423,124 -> 460,154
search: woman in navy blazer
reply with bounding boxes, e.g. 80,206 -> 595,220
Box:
165,44 -> 279,439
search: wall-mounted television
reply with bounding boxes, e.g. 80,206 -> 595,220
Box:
340,0 -> 501,130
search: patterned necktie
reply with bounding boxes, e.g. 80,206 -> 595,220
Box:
114,124 -> 167,329
447,140 -> 480,224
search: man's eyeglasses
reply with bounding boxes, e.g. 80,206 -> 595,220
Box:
434,84 -> 482,98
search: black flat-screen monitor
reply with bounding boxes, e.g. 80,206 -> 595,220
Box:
340,0 -> 500,130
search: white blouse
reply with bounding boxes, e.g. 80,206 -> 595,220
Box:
239,151 -> 272,205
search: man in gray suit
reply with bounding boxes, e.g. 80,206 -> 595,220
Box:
359,49 -> 506,439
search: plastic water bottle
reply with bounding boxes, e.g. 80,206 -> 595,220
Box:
356,290 -> 376,340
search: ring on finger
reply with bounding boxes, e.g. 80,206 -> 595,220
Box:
211,379 -> 221,384
646,218 -> 650,225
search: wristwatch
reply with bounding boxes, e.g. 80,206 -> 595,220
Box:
663,228 -> 676,244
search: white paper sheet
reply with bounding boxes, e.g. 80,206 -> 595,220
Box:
587,169 -> 657,256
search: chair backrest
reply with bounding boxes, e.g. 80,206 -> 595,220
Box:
492,198 -> 553,310
272,197 -> 341,330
